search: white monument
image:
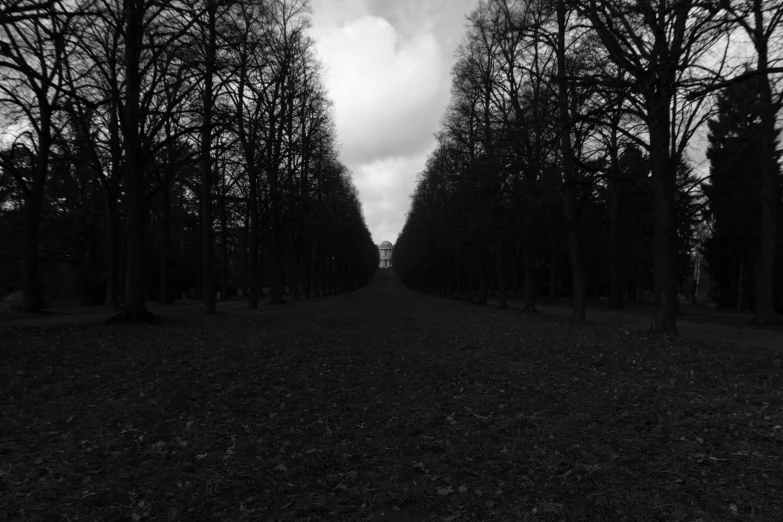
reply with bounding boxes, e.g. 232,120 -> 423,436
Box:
378,241 -> 393,268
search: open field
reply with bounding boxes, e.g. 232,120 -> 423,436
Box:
1,277 -> 782,521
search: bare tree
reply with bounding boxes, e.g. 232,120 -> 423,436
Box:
577,0 -> 724,333
717,0 -> 783,324
0,0 -> 79,311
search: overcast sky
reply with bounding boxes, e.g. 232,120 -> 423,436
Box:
309,0 -> 478,245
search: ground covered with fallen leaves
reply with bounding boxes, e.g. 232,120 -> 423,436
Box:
1,277 -> 782,522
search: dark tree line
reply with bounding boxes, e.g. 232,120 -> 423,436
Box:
394,0 -> 783,332
1,0 -> 378,321
702,76 -> 783,311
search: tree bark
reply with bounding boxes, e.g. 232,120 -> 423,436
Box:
497,239 -> 507,308
608,126 -> 623,309
220,193 -> 229,300
200,1 -> 217,314
291,238 -> 301,301
476,249 -> 488,305
159,184 -> 172,303
22,191 -> 44,312
104,195 -> 120,306
112,0 -> 152,323
557,0 -> 586,322
513,237 -> 521,299
522,233 -> 536,311
248,169 -> 259,309
754,38 -> 780,323
21,101 -> 52,312
648,96 -> 679,334
737,252 -> 745,311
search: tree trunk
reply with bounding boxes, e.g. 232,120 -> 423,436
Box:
258,239 -> 266,297
248,170 -> 259,309
159,185 -> 172,303
647,96 -> 679,334
550,234 -> 560,300
608,126 -> 623,309
291,238 -> 301,301
522,229 -> 536,312
303,235 -> 311,299
513,237 -> 521,298
104,195 -> 120,306
268,173 -> 284,304
754,40 -> 780,323
497,240 -> 507,308
22,194 -> 43,312
557,0 -> 586,322
200,2 -> 217,314
21,105 -> 52,312
220,194 -> 229,300
113,0 -> 152,323
476,249 -> 487,305
737,252 -> 745,311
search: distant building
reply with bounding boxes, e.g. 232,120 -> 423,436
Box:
378,241 -> 393,268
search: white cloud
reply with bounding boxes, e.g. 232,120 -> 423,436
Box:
314,15 -> 446,165
309,0 -> 475,244
351,151 -> 433,242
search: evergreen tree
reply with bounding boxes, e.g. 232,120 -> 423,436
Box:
702,77 -> 782,310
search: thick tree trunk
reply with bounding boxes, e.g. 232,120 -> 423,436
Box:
476,249 -> 488,305
312,242 -> 321,297
737,252 -> 745,311
497,240 -> 507,308
550,234 -> 560,300
608,128 -> 623,309
557,0 -> 586,322
21,106 -> 51,312
111,0 -> 152,323
291,238 -> 301,301
248,171 -> 259,309
647,96 -> 679,334
200,2 -> 217,314
303,236 -> 311,299
159,187 -> 171,303
104,196 -> 119,306
220,194 -> 229,300
195,225 -> 203,300
608,218 -> 622,308
268,213 -> 284,303
513,237 -> 521,299
22,194 -> 43,312
522,229 -> 536,312
258,240 -> 266,297
754,52 -> 780,323
567,223 -> 587,321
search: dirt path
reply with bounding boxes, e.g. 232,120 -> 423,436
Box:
2,276 -> 782,521
3,278 -> 781,351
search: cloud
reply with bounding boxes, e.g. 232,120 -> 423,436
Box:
309,0 -> 478,243
314,15 -> 446,165
351,151 -> 432,242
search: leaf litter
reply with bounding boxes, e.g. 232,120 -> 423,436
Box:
0,284 -> 781,521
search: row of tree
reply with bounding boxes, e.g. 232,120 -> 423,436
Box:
393,0 -> 783,333
1,0 -> 379,321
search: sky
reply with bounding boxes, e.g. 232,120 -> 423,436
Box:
309,0 -> 478,246
306,0 -> 740,247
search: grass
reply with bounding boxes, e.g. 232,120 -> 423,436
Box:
1,280 -> 782,521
